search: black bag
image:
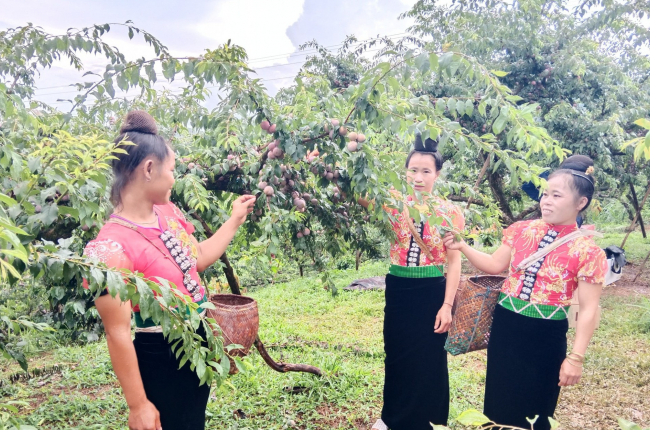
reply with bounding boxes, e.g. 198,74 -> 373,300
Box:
603,245 -> 626,285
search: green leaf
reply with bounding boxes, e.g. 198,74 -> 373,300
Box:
617,418 -> 643,430
465,103 -> 474,117
72,300 -> 86,315
429,53 -> 439,71
435,98 -> 446,113
104,78 -> 115,98
0,193 -> 17,207
27,157 -> 41,173
549,417 -> 561,429
58,206 -> 79,219
526,416 -> 539,425
492,114 -> 508,135
633,118 -> 650,130
415,53 -> 430,73
40,204 -> 59,226
456,99 -> 465,116
491,70 -> 509,77
199,301 -> 216,310
456,409 -> 491,426
478,101 -> 487,117
196,357 -> 206,378
0,248 -> 29,264
447,98 -> 457,114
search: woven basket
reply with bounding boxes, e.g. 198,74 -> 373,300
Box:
444,275 -> 506,356
206,294 -> 259,374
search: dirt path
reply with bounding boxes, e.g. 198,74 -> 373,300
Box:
601,262 -> 650,298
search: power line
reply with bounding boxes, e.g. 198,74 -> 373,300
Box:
49,74 -> 300,105
38,39 -> 409,99
35,33 -> 409,92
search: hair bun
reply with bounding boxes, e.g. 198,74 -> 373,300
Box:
120,110 -> 158,135
413,134 -> 439,153
559,154 -> 594,175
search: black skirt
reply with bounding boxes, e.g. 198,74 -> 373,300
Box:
134,326 -> 211,430
484,304 -> 568,430
381,274 -> 449,429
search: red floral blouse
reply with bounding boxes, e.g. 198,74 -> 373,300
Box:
385,193 -> 465,267
501,219 -> 607,306
83,203 -> 205,310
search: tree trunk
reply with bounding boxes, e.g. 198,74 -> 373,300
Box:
188,210 -> 322,377
621,200 -> 635,222
622,181 -> 650,249
465,153 -> 490,210
633,249 -> 650,284
448,195 -> 487,206
629,182 -> 647,238
188,212 -> 240,294
219,253 -> 241,295
487,169 -> 515,225
253,338 -> 323,376
299,264 -> 303,277
355,249 -> 362,271
514,204 -> 540,222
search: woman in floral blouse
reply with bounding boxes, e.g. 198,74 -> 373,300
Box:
361,135 -> 464,430
444,155 -> 606,430
85,111 -> 255,430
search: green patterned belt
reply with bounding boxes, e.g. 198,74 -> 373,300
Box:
388,264 -> 444,278
498,292 -> 569,320
134,295 -> 208,328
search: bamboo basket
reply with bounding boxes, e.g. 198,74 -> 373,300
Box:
445,275 -> 506,356
206,294 -> 259,374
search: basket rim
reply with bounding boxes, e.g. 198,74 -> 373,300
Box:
209,293 -> 257,308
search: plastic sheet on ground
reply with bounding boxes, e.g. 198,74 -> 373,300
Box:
343,275 -> 386,291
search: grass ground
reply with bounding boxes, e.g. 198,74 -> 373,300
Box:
2,231 -> 649,429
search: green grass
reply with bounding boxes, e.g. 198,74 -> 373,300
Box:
2,260 -> 649,429
593,228 -> 650,263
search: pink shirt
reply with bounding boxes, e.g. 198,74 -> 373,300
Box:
501,219 -> 607,306
83,203 -> 205,310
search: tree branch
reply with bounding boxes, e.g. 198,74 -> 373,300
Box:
466,153 -> 490,210
622,180 -> 650,248
514,204 -> 540,222
186,209 -> 322,376
448,195 -> 486,206
487,167 -> 515,225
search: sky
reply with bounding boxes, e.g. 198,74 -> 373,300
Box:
0,0 -> 418,107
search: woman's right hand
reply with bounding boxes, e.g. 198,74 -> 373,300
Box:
443,231 -> 464,251
128,400 -> 162,430
230,195 -> 256,226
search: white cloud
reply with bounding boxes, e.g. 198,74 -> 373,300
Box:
194,0 -> 306,66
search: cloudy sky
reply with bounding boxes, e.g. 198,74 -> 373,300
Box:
0,0 -> 418,107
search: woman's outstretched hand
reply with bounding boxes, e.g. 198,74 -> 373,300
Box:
231,195 -> 256,226
442,231 -> 464,251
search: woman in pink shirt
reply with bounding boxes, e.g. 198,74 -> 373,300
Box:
84,111 -> 255,430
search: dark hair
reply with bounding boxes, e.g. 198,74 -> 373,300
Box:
405,134 -> 443,171
111,111 -> 170,207
548,154 -> 595,211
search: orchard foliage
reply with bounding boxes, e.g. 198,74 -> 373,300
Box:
397,0 -> 650,222
0,6 -> 638,383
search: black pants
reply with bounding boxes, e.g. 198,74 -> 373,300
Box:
381,274 -> 449,430
484,305 -> 568,430
133,326 -> 211,430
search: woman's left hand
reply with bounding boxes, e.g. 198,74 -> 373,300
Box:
434,305 -> 452,333
558,358 -> 582,386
